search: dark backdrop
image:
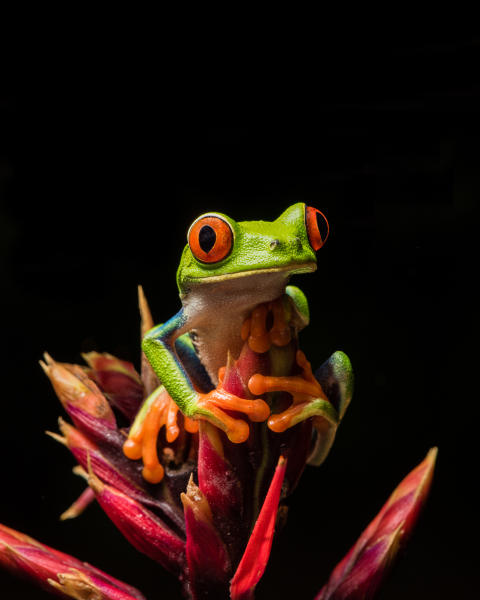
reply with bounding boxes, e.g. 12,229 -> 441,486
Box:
0,37 -> 478,599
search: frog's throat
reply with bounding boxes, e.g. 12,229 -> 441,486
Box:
180,264 -> 315,384
180,262 -> 316,293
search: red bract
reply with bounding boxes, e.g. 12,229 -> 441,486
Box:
0,524 -> 147,600
230,456 -> 287,600
316,448 -> 438,600
0,288 -> 435,599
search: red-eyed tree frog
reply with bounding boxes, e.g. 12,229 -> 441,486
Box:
123,203 -> 353,483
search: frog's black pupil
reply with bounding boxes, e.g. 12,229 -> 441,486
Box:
199,225 -> 216,253
316,212 -> 328,242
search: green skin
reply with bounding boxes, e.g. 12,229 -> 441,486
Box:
142,203 -> 350,437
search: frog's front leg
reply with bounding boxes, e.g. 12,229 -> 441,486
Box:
142,309 -> 270,442
249,349 -> 353,465
248,350 -> 336,431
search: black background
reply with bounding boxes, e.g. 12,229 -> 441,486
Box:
0,34 -> 478,599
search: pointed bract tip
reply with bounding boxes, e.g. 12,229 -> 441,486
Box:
43,351 -> 53,363
181,475 -> 213,523
88,474 -> 104,495
38,360 -> 50,376
186,472 -> 195,493
180,474 -> 196,508
226,350 -> 235,368
80,350 -> 97,365
45,430 -> 67,446
427,446 -> 438,463
72,465 -> 88,480
138,285 -> 155,332
59,509 -> 77,521
86,453 -> 104,494
42,352 -> 56,368
53,417 -> 97,452
60,487 -> 96,521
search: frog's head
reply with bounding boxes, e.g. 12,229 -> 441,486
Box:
177,203 -> 329,300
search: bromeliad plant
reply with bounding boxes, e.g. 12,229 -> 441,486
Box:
0,204 -> 436,600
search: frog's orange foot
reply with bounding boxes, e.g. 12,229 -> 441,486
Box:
123,387 -> 199,484
241,297 -> 292,354
248,350 -> 337,433
197,388 -> 270,444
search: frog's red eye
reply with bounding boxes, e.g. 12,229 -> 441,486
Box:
305,206 -> 329,251
188,215 -> 234,263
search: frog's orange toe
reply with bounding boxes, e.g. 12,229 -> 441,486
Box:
197,387 -> 270,443
184,416 -> 200,434
198,397 -> 251,443
122,438 -> 143,460
242,297 -> 294,353
226,419 -> 250,444
267,415 -> 289,433
122,388 -> 190,484
248,399 -> 270,422
249,349 -> 330,434
248,373 -> 268,396
268,403 -> 308,433
142,463 -> 165,484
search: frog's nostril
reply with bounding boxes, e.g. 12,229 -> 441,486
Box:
270,239 -> 280,250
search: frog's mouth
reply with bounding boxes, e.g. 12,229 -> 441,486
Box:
182,262 -> 317,288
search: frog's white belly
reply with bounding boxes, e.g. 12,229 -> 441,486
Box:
182,271 -> 292,384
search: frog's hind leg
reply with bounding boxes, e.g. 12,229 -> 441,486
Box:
309,350 -> 353,465
285,284 -> 310,330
